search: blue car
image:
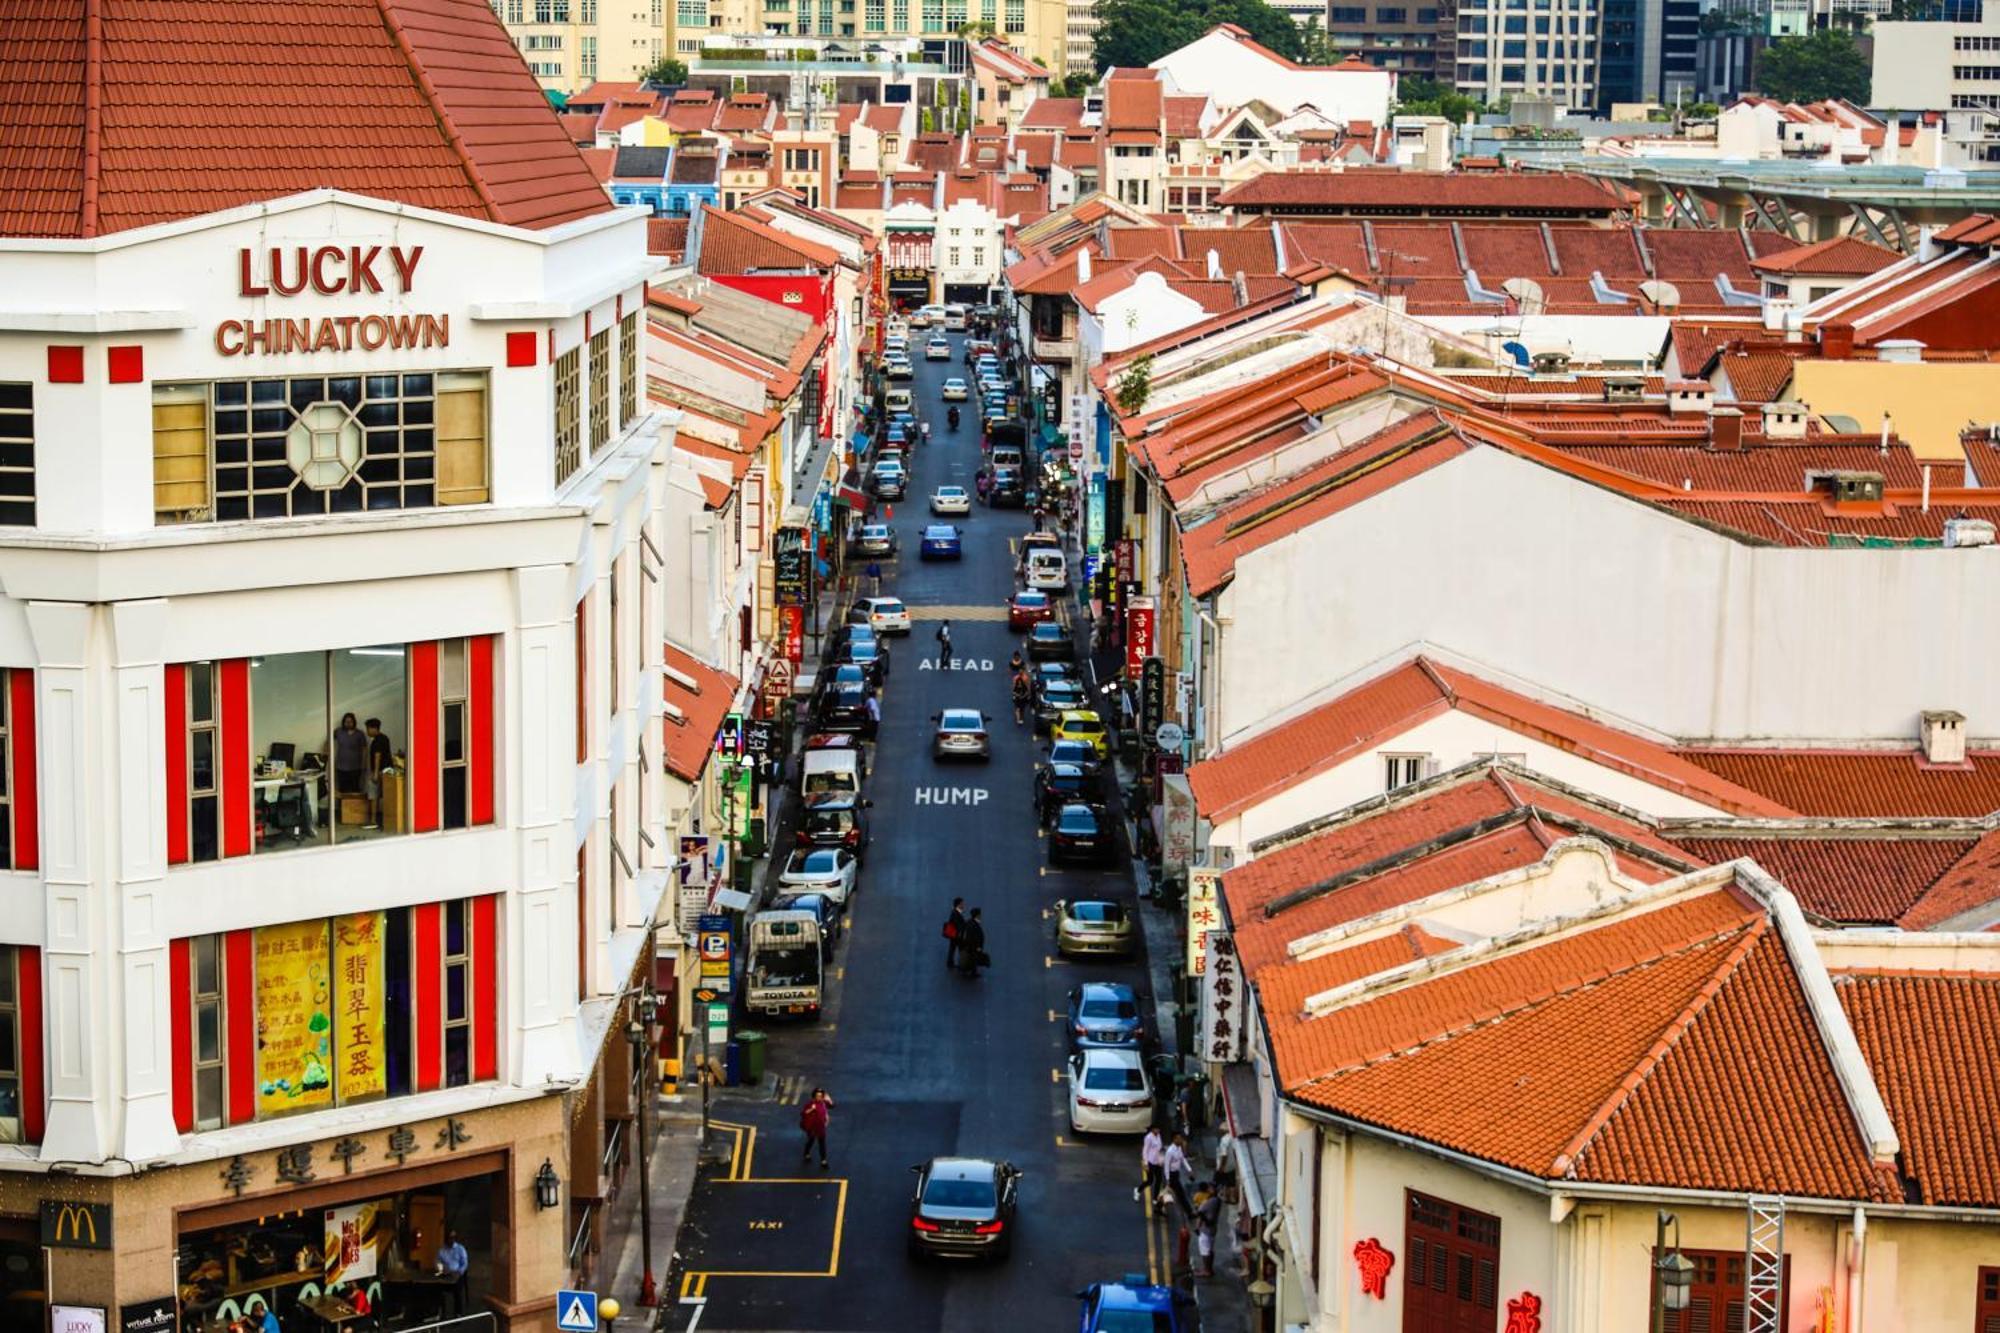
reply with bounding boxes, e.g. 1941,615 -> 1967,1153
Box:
1067,982 -> 1142,1050
886,424 -> 908,448
1078,1277 -> 1185,1332
920,524 -> 963,560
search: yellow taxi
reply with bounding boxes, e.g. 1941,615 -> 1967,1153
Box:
1051,709 -> 1110,759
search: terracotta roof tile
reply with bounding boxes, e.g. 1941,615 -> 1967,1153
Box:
1019,98 -> 1087,131
1679,749 -> 2000,817
647,217 -> 690,260
695,205 -> 841,273
1751,234 -> 1900,277
1217,172 -> 1618,215
1672,835 -> 1985,926
1839,971 -> 2000,1206
1106,77 -> 1163,131
0,0 -> 611,238
663,645 -> 739,781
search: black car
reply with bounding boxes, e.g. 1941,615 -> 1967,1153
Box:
769,892 -> 845,957
908,1157 -> 1021,1261
1049,802 -> 1116,867
1034,677 -> 1089,732
1047,738 -> 1104,781
1026,620 -> 1074,661
799,792 -> 872,857
815,681 -> 874,733
989,466 -> 1026,507
1034,761 -> 1095,823
835,636 -> 891,685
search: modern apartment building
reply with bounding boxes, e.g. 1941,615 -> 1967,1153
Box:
0,3 -> 678,1328
1595,0 -> 1699,107
1876,6 -> 2000,111
1453,0 -> 1600,109
663,0 -> 1069,76
1324,0 -> 1457,79
493,0 -> 670,93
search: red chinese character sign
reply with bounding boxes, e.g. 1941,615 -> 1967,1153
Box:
1125,597 -> 1156,678
1353,1238 -> 1394,1300
1505,1292 -> 1543,1333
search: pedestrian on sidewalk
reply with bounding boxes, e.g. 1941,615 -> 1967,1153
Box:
1138,1125 -> 1166,1212
863,691 -> 881,738
1193,1182 -> 1222,1277
1164,1133 -> 1194,1216
935,620 -> 952,668
956,907 -> 987,977
799,1087 -> 834,1168
943,897 -> 967,968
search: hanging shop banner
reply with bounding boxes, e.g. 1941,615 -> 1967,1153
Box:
1200,930 -> 1245,1063
333,912 -> 386,1103
1162,771 -> 1197,874
1126,597 -> 1157,679
774,528 -> 808,607
323,1200 -> 385,1285
1185,867 -> 1223,977
256,919 -> 334,1115
781,605 -> 805,665
1087,476 -> 1106,554
678,836 -> 713,931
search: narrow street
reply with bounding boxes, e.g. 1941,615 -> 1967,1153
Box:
661,330 -> 1169,1331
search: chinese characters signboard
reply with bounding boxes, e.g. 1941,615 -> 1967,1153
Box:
1185,867 -> 1222,976
1200,930 -> 1244,1063
1161,772 -> 1196,875
256,919 -> 334,1115
1126,597 -> 1156,678
333,912 -> 385,1102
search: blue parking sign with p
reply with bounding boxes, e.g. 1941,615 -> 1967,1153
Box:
556,1289 -> 599,1331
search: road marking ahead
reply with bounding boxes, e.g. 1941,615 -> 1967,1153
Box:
916,657 -> 992,671
914,786 -> 989,805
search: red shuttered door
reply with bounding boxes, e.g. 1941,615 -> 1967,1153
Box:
410,642 -> 440,833
1977,1267 -> 2000,1333
1404,1191 -> 1500,1333
169,937 -> 193,1132
413,902 -> 444,1091
472,894 -> 498,1082
9,671 -> 35,872
164,664 -> 189,865
16,945 -> 41,1145
470,635 -> 495,826
224,930 -> 256,1124
219,660 -> 252,857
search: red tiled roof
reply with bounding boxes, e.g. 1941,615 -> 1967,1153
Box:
559,113 -> 600,145
0,0 -> 613,239
1655,496 -> 2000,546
1673,834 -> 1991,926
647,217 -> 690,260
1677,749 -> 2000,817
1217,172 -> 1619,215
1164,96 -> 1208,139
696,205 -> 841,273
1751,234 -> 1900,277
663,646 -> 739,781
1106,77 -> 1163,131
1019,98 -> 1087,132
1712,349 -> 1797,404
1839,971 -> 2000,1206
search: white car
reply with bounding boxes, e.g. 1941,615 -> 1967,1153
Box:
856,595 -> 911,634
1066,1047 -> 1154,1135
940,377 -> 969,401
886,358 -> 915,381
931,486 -> 971,516
778,846 -> 860,905
885,335 -> 908,356
926,336 -> 952,360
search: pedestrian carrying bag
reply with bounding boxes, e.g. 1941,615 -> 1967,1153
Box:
942,921 -> 958,939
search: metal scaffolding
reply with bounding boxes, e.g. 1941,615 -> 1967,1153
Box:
1744,1195 -> 1786,1333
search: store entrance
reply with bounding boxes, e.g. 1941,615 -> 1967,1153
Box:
176,1169 -> 497,1331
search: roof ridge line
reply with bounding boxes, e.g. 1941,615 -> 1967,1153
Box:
80,0 -> 103,238
1550,917 -> 1768,1176
369,0 -> 506,225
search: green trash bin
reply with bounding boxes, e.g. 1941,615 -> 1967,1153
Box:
737,1030 -> 768,1085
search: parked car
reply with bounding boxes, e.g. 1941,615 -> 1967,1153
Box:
1067,1047 -> 1153,1134
1055,899 -> 1136,958
1034,760 -> 1094,820
1051,709 -> 1110,758
814,681 -> 873,733
920,524 -> 963,560
798,792 -> 872,857
885,357 -> 914,381
854,524 -> 898,557
1078,1279 -> 1187,1333
873,462 -> 907,499
989,467 -> 1026,507
1067,982 -> 1143,1050
1034,678 -> 1089,733
768,892 -> 844,957
835,635 -> 890,685
926,335 -> 952,360
1008,589 -> 1054,630
907,1157 -> 1021,1262
1017,530 -> 1061,571
1026,620 -> 1074,660
931,486 -> 971,516
1047,738 -> 1104,780
854,595 -> 911,634
940,377 -> 969,402
1050,802 -> 1116,867
776,847 -> 860,906
932,707 -> 992,761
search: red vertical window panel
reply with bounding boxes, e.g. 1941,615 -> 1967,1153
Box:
469,635 -> 495,827
472,894 -> 498,1082
219,660 -> 252,858
16,945 -> 41,1144
223,930 -> 256,1125
164,664 -> 188,866
9,671 -> 36,872
169,938 -> 193,1133
413,902 -> 444,1092
410,642 -> 440,833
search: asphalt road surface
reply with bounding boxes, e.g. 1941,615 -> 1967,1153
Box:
663,329 -> 1167,1332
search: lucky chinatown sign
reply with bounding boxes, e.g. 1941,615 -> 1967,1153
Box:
215,244 -> 451,357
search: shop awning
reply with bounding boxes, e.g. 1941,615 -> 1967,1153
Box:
1039,422 -> 1064,448
835,468 -> 869,509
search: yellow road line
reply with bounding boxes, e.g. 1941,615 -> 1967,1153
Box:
828,1178 -> 849,1277
1144,1188 -> 1160,1285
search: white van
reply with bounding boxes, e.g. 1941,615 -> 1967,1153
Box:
802,747 -> 863,796
885,388 -> 914,413
1025,546 -> 1067,591
942,304 -> 970,331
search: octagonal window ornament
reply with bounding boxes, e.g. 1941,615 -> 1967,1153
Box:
286,401 -> 363,490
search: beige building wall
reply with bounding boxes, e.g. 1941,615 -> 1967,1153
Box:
1789,358 -> 2000,463
499,0 -> 671,93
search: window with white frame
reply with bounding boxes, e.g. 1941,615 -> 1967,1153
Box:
1383,753 -> 1430,791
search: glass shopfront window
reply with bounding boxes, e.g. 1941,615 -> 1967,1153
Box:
250,647 -> 408,850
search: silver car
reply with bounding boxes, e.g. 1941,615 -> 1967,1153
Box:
932,708 -> 991,761
1054,899 -> 1135,957
1067,1047 -> 1154,1135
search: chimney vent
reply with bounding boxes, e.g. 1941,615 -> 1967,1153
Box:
1667,381 -> 1714,414
1921,709 -> 1967,765
1877,338 -> 1926,364
1708,406 -> 1744,452
1602,376 -> 1644,402
1759,401 -> 1808,440
1821,321 -> 1856,359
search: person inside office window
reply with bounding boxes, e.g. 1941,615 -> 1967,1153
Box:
364,717 -> 394,829
333,712 -> 367,806
436,1229 -> 470,1314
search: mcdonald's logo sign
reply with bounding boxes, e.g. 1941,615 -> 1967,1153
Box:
40,1199 -> 112,1250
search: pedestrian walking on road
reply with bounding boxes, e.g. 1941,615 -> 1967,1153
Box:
1138,1126 -> 1167,1213
800,1087 -> 834,1168
1164,1133 -> 1194,1216
956,907 -> 987,977
935,620 -> 953,668
863,691 -> 881,738
943,897 -> 967,968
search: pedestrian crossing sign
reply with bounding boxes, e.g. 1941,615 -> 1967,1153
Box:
555,1289 -> 598,1331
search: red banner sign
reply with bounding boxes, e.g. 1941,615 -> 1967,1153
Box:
780,606 -> 805,665
1126,597 -> 1156,677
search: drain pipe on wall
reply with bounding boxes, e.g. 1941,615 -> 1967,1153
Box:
1846,1206 -> 1867,1333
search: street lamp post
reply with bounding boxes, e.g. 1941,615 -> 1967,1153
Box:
1650,1210 -> 1694,1333
626,991 -> 660,1306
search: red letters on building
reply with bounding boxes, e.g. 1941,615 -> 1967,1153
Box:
238,245 -> 425,297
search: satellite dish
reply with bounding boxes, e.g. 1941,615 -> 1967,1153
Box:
1501,340 -> 1531,367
